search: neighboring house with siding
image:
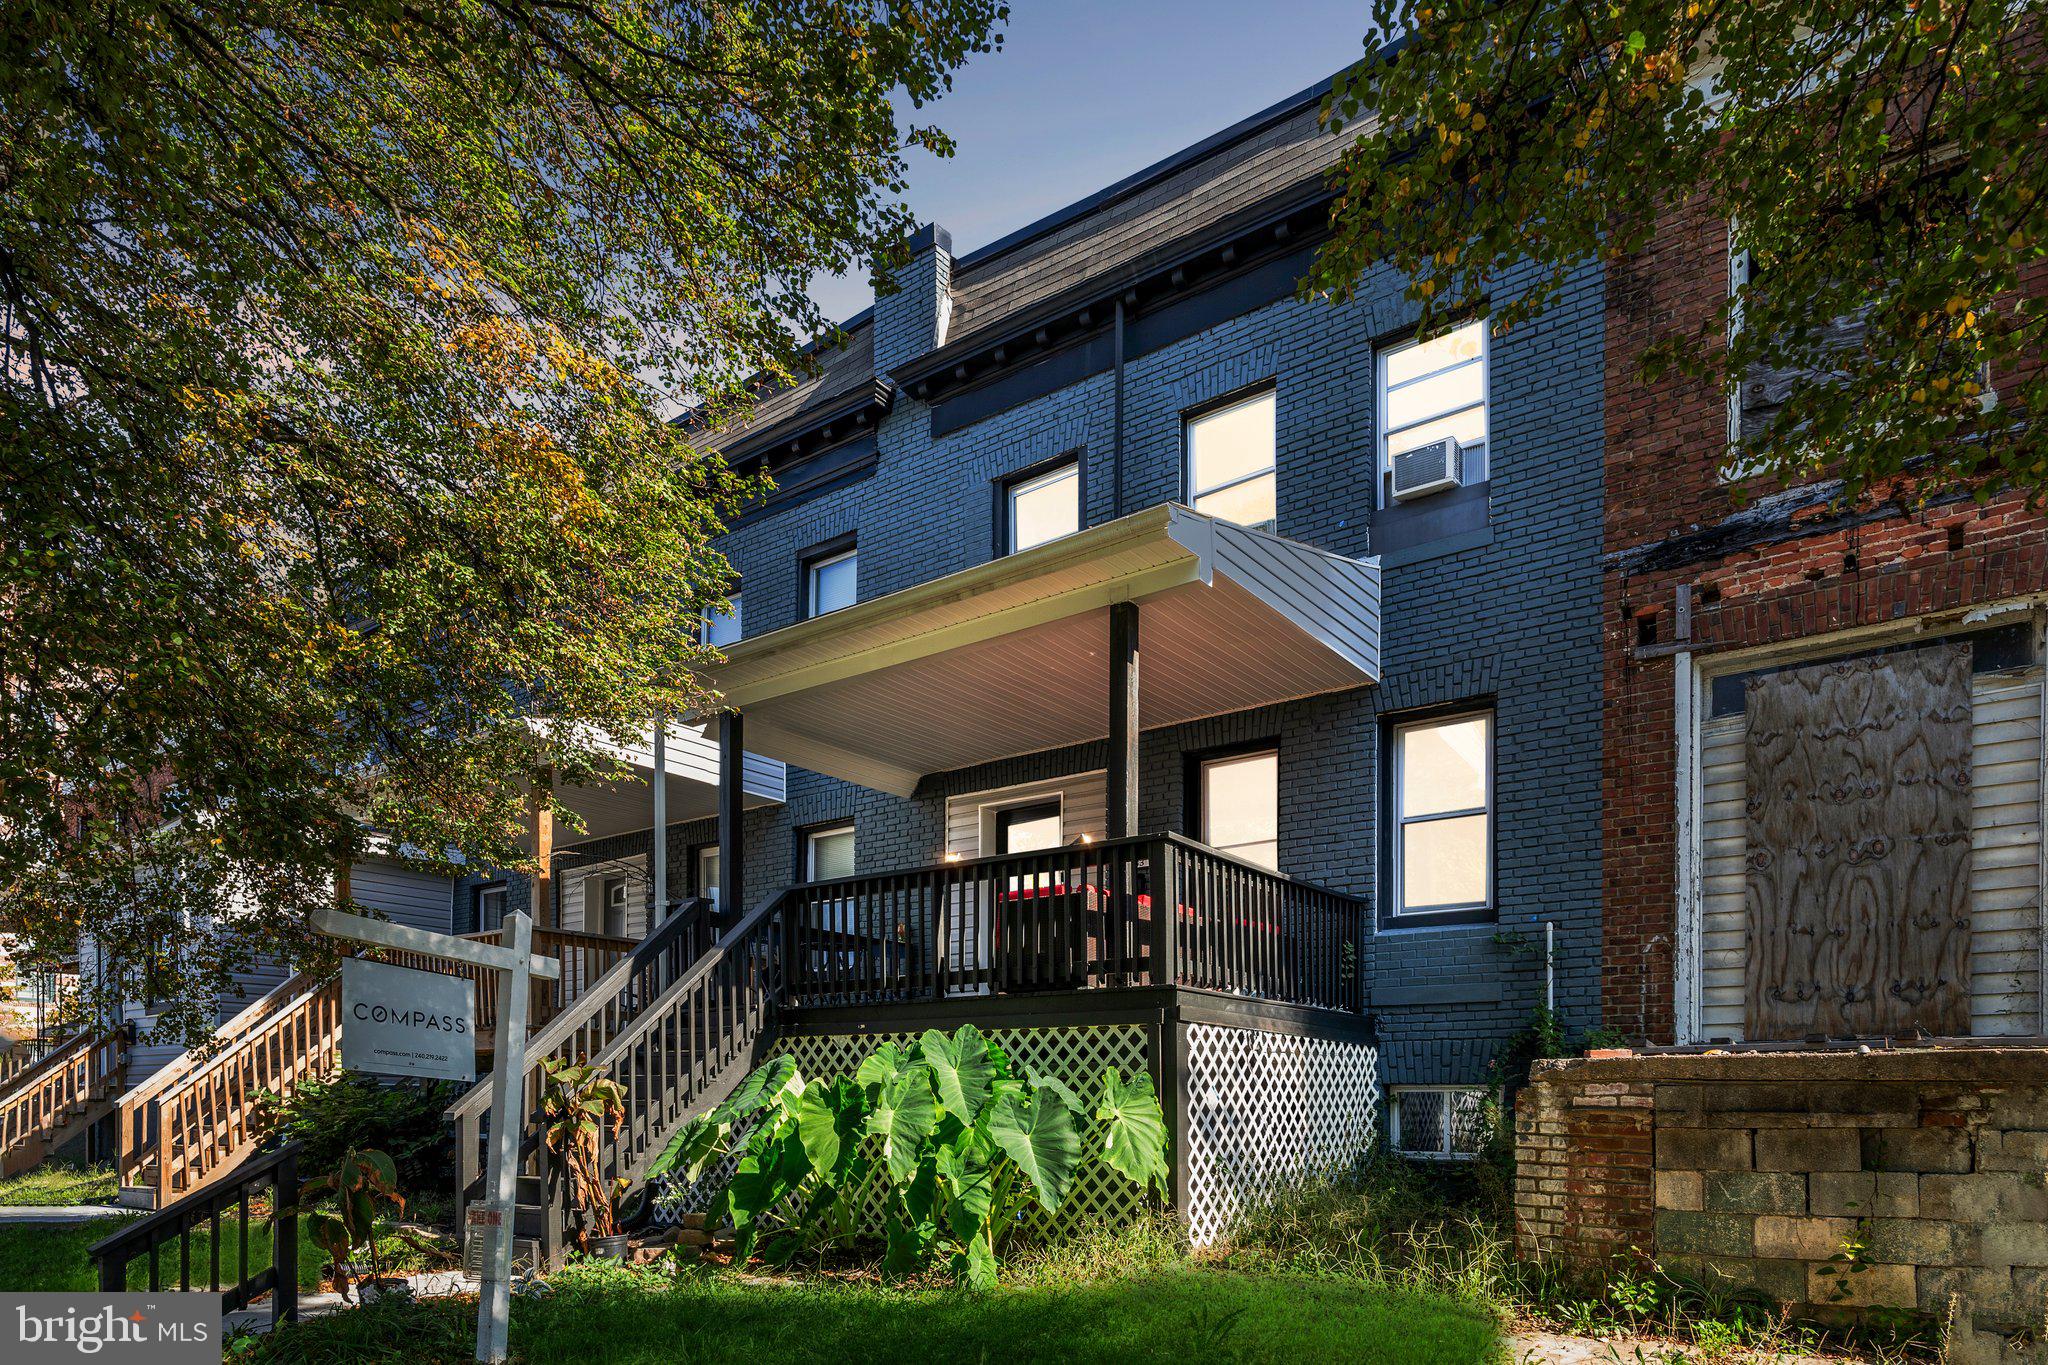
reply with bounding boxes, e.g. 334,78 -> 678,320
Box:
471,75 -> 1610,1161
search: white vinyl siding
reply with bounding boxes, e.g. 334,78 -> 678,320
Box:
1695,663 -> 2044,1041
352,860 -> 458,935
561,855 -> 649,940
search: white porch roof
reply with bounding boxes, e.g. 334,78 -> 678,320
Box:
701,504 -> 1380,796
556,720 -> 785,842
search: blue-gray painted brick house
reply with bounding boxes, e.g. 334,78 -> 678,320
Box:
468,78 -> 1606,1107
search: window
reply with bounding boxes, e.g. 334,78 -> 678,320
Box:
694,846 -> 720,911
995,801 -> 1062,854
804,543 -> 857,617
1389,1087 -> 1490,1160
600,876 -> 630,938
1378,321 -> 1488,503
474,883 -> 507,933
1390,711 -> 1493,918
1185,389 -> 1276,528
702,591 -> 742,648
804,823 -> 855,881
1004,459 -> 1081,554
1197,747 -> 1279,871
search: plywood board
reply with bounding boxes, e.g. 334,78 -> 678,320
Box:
1744,643 -> 1974,1038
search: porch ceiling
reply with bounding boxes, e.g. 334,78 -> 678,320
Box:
554,719 -> 785,842
700,504 -> 1380,796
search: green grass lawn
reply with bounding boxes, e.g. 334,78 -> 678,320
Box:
0,1214 -> 444,1295
0,1161 -> 118,1206
237,1262 -> 1504,1364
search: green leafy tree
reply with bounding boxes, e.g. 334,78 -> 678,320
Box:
0,1 -> 1006,1035
1314,4 -> 2044,500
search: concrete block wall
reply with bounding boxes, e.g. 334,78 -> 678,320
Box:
1517,1050 -> 2048,1345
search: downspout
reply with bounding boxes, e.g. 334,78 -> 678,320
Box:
1112,297 -> 1127,520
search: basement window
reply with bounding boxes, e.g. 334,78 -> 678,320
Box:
1388,1086 -> 1491,1160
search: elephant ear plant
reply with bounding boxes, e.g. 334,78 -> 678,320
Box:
648,1025 -> 1169,1287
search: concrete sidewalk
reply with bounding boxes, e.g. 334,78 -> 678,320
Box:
0,1204 -> 132,1223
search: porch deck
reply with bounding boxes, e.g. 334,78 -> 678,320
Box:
782,832 -> 1367,1017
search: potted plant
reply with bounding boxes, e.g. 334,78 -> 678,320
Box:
540,1057 -> 632,1257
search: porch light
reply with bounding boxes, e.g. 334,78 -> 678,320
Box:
943,852 -> 962,863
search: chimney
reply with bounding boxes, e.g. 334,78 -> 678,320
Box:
872,222 -> 953,381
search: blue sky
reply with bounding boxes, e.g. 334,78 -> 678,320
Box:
808,0 -> 1379,324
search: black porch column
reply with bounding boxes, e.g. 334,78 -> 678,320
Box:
718,711 -> 745,925
1107,601 -> 1139,839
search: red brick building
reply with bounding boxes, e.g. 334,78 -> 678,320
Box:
1601,195 -> 2048,1047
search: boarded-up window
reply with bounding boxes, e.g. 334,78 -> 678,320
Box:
1744,644 -> 1974,1039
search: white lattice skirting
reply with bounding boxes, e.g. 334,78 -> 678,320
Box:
654,1023 -> 1153,1235
1181,1023 -> 1381,1247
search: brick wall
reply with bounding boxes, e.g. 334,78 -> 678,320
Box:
1601,192 -> 2048,1043
1517,1050 -> 2048,1344
485,239 -> 1611,1089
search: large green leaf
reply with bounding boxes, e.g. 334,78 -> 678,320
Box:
882,1204 -> 937,1279
867,1064 -> 939,1182
796,1076 -> 866,1181
934,1142 -> 995,1247
1095,1068 -> 1171,1196
986,1088 -> 1081,1212
648,1111 -> 730,1183
722,1055 -> 802,1119
920,1025 -> 994,1120
952,1234 -> 999,1290
854,1041 -> 908,1090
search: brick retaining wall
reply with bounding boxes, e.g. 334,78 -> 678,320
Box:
1516,1049 -> 2048,1344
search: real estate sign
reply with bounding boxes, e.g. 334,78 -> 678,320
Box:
339,957 -> 476,1082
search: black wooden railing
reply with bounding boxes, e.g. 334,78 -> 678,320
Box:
448,898 -> 717,1261
782,832 -> 1366,1013
90,1142 -> 300,1329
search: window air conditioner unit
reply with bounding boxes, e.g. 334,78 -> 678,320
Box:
1390,438 -> 1461,502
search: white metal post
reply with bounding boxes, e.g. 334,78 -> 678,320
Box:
652,715 -> 668,920
477,908 -> 533,1364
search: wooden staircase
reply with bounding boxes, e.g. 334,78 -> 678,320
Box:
446,896 -> 776,1267
114,926 -> 635,1209
0,1027 -> 129,1177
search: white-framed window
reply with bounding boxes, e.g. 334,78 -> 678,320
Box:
474,883 -> 507,933
1004,459 -> 1081,554
1185,389 -> 1277,528
1390,710 -> 1493,917
1389,1086 -> 1491,1160
1199,747 -> 1279,871
702,592 -> 742,648
804,823 -> 856,882
695,846 -> 721,910
805,545 -> 857,617
1377,321 -> 1488,503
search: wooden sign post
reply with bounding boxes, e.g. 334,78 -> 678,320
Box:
311,906 -> 560,1365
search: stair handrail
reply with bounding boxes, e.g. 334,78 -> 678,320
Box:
585,894 -> 784,1185
0,1026 -> 94,1101
445,898 -> 712,1124
117,970 -> 324,1113
1,1024 -> 127,1165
